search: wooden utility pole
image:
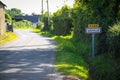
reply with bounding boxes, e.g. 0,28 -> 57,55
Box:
46,0 -> 50,27
41,0 -> 43,22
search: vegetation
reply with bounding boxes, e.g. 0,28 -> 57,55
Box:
5,8 -> 34,30
107,22 -> 120,59
0,32 -> 18,45
39,0 -> 120,80
42,12 -> 51,31
72,0 -> 120,55
91,53 -> 118,80
36,22 -> 44,30
55,36 -> 89,79
13,20 -> 33,29
36,12 -> 52,31
6,8 -> 22,18
52,5 -> 73,35
5,12 -> 12,23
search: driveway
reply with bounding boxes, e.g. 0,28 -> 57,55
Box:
0,30 -> 63,80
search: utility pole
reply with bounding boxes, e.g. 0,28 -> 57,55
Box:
46,0 -> 50,28
41,0 -> 43,22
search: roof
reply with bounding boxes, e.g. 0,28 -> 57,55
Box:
0,1 -> 6,7
15,15 -> 40,23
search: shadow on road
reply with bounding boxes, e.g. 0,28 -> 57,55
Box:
0,30 -> 63,80
0,49 -> 62,80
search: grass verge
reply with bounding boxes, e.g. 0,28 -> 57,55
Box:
33,29 -> 120,80
33,28 -> 119,80
54,36 -> 89,79
14,27 -> 34,30
0,32 -> 18,45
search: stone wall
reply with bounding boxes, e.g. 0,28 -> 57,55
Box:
0,4 -> 6,35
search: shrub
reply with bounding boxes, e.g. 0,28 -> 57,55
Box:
36,22 -> 44,30
107,22 -> 120,58
13,20 -> 33,29
42,12 -> 52,31
91,53 -> 117,80
52,5 -> 73,35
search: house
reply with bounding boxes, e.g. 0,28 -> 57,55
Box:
14,15 -> 41,27
0,1 -> 6,35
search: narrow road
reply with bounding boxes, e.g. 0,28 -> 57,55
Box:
0,30 -> 63,80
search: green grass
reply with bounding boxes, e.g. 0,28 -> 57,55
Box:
32,28 -> 53,37
33,28 -> 119,80
14,27 -> 34,30
54,36 -> 89,79
0,32 -> 18,45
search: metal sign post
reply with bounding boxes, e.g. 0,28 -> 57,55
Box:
92,34 -> 95,58
85,24 -> 101,58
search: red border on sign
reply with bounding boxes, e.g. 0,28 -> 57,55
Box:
85,27 -> 102,34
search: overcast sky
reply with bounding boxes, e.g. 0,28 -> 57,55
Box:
1,0 -> 74,15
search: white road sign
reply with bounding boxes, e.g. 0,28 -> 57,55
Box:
86,28 -> 101,34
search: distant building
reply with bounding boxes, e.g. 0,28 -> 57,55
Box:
14,15 -> 41,27
0,1 -> 6,35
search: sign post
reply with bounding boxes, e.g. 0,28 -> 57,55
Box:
92,34 -> 95,58
85,24 -> 101,58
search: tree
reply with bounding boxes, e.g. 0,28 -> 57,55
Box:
52,5 -> 73,35
5,11 -> 12,23
42,12 -> 51,31
6,8 -> 22,18
72,0 -> 120,54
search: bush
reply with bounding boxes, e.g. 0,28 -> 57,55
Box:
52,5 -> 73,35
42,12 -> 52,31
13,20 -> 33,29
107,22 -> 120,58
91,54 -> 117,80
36,22 -> 44,30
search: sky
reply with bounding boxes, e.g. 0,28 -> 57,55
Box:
1,0 -> 74,15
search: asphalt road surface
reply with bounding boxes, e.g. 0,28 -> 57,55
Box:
0,30 -> 63,80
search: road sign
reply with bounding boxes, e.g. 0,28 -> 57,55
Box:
85,27 -> 101,34
88,24 -> 99,28
85,24 -> 101,58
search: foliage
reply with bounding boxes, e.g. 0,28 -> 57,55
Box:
72,0 -> 120,54
42,12 -> 51,31
36,22 -> 44,30
91,53 -> 117,80
71,1 -> 120,80
6,8 -> 22,18
52,5 -> 73,35
5,12 -> 12,23
13,20 -> 33,29
107,22 -> 120,58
